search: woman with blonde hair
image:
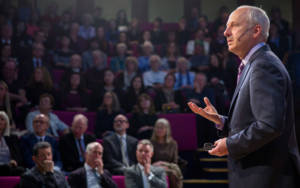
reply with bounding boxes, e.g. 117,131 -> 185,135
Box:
0,111 -> 25,175
0,81 -> 15,128
151,118 -> 183,188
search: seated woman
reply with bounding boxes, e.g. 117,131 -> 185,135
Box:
0,111 -> 25,176
95,91 -> 124,138
25,67 -> 55,108
122,75 -> 145,113
154,73 -> 184,113
59,72 -> 89,112
151,118 -> 183,188
0,81 -> 16,129
129,93 -> 158,139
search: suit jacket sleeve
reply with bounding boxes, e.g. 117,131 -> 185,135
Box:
149,167 -> 167,188
227,59 -> 287,160
101,170 -> 118,188
124,167 -> 140,187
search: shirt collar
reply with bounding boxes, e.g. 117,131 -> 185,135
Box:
35,135 -> 46,141
242,42 -> 265,65
138,163 -> 144,171
116,133 -> 127,140
84,163 -> 93,171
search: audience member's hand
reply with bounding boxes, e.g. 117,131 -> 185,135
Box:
95,158 -> 104,175
143,158 -> 151,176
42,160 -> 54,173
9,160 -> 17,167
208,138 -> 228,157
188,97 -> 223,125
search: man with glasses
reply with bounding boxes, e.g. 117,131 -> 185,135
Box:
21,114 -> 62,169
102,114 -> 138,174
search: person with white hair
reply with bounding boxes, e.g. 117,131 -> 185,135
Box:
59,114 -> 96,172
68,142 -> 117,188
188,5 -> 300,188
143,54 -> 167,89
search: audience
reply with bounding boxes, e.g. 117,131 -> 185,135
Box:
124,139 -> 167,188
20,142 -> 69,188
151,118 -> 183,188
129,93 -> 158,139
59,114 -> 96,172
0,111 -> 24,176
26,93 -> 69,137
102,114 -> 138,175
94,91 -> 124,138
68,142 -> 117,188
21,113 -> 62,169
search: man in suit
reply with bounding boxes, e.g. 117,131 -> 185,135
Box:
102,114 -> 138,174
21,113 -> 62,169
59,114 -> 96,172
188,5 -> 300,188
20,142 -> 69,188
124,139 -> 167,188
68,142 -> 117,188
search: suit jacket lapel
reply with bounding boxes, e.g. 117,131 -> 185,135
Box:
228,45 -> 269,116
135,164 -> 144,187
112,133 -> 122,159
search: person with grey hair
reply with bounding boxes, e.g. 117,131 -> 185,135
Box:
0,111 -> 25,176
174,56 -> 195,90
143,54 -> 167,89
68,142 -> 117,188
20,142 -> 69,188
138,41 -> 154,73
59,114 -> 96,172
79,14 -> 96,40
125,139 -> 167,188
188,5 -> 300,188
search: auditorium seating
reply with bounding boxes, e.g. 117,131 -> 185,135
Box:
53,111 -> 198,151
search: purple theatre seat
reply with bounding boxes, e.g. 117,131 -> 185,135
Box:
0,176 -> 20,188
159,113 -> 198,151
52,69 -> 65,88
112,176 -> 125,188
53,111 -> 97,133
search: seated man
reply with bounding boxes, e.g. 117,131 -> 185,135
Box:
68,142 -> 117,188
124,139 -> 167,188
102,114 -> 138,175
21,114 -> 62,169
20,142 -> 69,188
26,93 -> 69,137
59,114 -> 96,172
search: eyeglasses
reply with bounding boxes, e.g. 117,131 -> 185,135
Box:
114,120 -> 128,124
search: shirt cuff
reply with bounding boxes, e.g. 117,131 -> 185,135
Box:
147,172 -> 154,181
215,116 -> 225,130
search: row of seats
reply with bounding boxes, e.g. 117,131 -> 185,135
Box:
0,176 -> 170,188
53,111 -> 198,151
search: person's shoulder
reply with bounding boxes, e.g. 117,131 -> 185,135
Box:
27,110 -> 39,117
21,132 -> 35,140
22,167 -> 38,178
127,135 -> 138,143
124,164 -> 138,174
151,165 -> 165,174
69,167 -> 85,177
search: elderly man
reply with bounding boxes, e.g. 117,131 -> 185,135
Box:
21,114 -> 62,169
102,114 -> 138,175
143,54 -> 167,88
188,5 -> 300,188
59,114 -> 96,172
20,142 -> 69,188
125,139 -> 167,188
26,93 -> 69,137
68,142 -> 117,188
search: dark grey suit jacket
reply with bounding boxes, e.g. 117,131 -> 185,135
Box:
68,167 -> 117,188
102,133 -> 138,175
222,45 -> 300,188
20,166 -> 69,188
124,164 -> 167,188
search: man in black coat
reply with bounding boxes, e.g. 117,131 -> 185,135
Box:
20,142 -> 69,188
59,114 -> 96,172
188,5 -> 300,188
68,142 -> 117,188
102,114 -> 138,175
